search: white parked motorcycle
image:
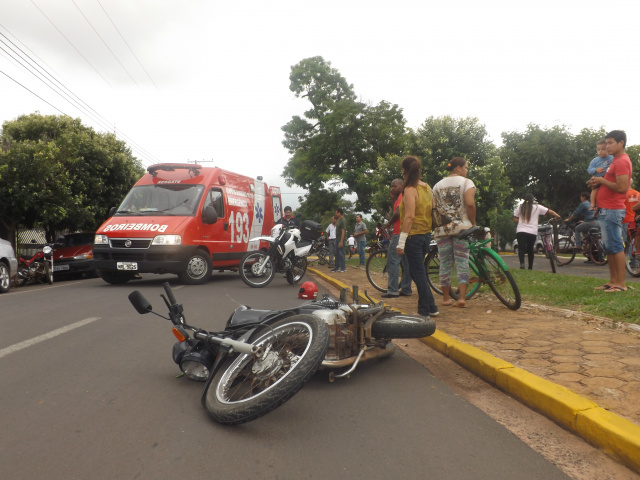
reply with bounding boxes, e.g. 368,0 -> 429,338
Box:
239,220 -> 322,288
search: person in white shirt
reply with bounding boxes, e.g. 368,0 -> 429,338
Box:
325,216 -> 337,267
513,194 -> 560,270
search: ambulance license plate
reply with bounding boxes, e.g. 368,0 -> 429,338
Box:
117,262 -> 138,271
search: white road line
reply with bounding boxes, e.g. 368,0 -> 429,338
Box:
0,317 -> 101,359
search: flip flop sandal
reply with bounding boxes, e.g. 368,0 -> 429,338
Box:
594,284 -> 612,291
442,301 -> 453,306
452,302 -> 467,308
604,286 -> 626,293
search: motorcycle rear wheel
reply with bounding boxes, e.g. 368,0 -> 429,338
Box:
286,257 -> 307,285
239,251 -> 275,288
204,314 -> 330,425
371,312 -> 436,339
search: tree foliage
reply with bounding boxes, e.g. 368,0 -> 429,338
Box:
501,125 -> 607,214
0,113 -> 144,241
282,57 -> 407,213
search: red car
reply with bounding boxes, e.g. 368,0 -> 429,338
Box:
53,233 -> 95,278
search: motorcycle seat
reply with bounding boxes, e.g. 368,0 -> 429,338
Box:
228,305 -> 280,326
296,240 -> 312,249
588,227 -> 600,235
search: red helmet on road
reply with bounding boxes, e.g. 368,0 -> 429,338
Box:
298,281 -> 318,299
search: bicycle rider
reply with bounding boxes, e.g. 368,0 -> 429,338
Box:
564,192 -> 596,250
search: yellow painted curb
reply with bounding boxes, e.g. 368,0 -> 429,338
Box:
495,367 -> 598,430
308,267 -> 640,473
448,342 -> 514,385
575,407 -> 640,472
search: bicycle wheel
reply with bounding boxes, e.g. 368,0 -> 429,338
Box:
625,235 -> 640,277
465,259 -> 481,300
366,250 -> 390,293
590,238 -> 608,266
316,247 -> 330,265
544,239 -> 556,274
555,237 -> 576,266
480,250 -> 521,310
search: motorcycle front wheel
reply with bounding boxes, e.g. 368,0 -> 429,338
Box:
204,314 -> 330,425
371,312 -> 436,339
239,251 -> 276,288
44,262 -> 54,284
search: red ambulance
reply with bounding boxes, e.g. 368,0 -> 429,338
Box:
93,163 -> 282,284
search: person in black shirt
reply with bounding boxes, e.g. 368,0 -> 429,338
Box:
277,206 -> 301,229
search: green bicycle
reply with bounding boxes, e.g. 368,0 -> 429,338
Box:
425,226 -> 521,310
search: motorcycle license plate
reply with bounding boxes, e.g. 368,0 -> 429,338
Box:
117,262 -> 138,271
53,265 -> 69,271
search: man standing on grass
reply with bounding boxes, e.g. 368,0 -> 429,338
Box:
354,214 -> 368,266
588,130 -> 632,292
331,208 -> 347,273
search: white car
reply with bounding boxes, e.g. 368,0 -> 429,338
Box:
0,238 -> 18,293
512,236 -> 544,254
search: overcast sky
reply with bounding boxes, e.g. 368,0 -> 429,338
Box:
2,0 -> 639,209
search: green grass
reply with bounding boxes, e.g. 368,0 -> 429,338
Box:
492,268 -> 639,324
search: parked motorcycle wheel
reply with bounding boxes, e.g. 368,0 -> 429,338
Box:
371,312 -> 436,339
239,251 -> 275,288
43,262 -> 54,284
203,314 -> 330,425
14,270 -> 27,287
286,257 -> 307,285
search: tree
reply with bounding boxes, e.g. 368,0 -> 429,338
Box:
626,144 -> 640,188
0,113 -> 144,241
500,125 -> 606,214
282,57 -> 408,214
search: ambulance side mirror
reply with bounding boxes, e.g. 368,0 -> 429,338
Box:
202,205 -> 218,224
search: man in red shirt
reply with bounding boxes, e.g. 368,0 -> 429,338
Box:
588,130 -> 632,292
381,179 -> 413,298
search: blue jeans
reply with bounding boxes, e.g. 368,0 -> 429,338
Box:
357,240 -> 366,265
404,233 -> 438,316
327,239 -> 335,265
334,240 -> 346,270
598,208 -> 625,255
387,234 -> 412,295
575,219 -> 595,246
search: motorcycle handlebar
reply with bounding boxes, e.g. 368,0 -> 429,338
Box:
163,282 -> 178,306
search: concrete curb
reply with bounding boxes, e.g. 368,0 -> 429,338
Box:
309,267 -> 640,474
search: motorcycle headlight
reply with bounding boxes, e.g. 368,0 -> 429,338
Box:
180,349 -> 215,381
95,234 -> 109,245
152,235 -> 182,246
43,246 -> 53,255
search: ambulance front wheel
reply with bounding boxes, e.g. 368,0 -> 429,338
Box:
180,250 -> 213,285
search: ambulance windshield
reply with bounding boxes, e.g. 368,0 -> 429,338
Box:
116,184 -> 205,216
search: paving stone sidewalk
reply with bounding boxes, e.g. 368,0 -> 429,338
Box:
313,265 -> 640,427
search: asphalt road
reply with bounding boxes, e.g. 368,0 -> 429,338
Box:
0,273 -> 571,480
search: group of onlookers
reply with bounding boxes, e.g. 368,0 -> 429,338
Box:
514,131 -> 636,293
315,129 -> 635,317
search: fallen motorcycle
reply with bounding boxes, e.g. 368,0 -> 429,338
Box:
128,283 -> 435,424
15,242 -> 54,286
